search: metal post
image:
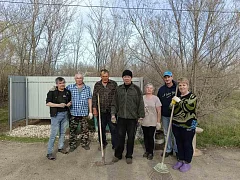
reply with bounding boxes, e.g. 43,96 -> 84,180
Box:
26,77 -> 28,126
9,77 -> 12,132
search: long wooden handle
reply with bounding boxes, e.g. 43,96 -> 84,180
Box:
97,93 -> 105,162
161,85 -> 178,164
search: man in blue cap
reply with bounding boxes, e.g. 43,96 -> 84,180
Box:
157,71 -> 178,157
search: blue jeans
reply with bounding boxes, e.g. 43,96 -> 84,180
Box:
162,116 -> 177,153
47,111 -> 68,154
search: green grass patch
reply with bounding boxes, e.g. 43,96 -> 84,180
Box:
197,102 -> 240,148
0,105 -> 8,124
197,123 -> 240,147
0,134 -> 49,143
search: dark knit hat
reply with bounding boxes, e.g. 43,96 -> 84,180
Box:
122,70 -> 133,77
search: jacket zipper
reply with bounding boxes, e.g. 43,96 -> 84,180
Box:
124,89 -> 127,118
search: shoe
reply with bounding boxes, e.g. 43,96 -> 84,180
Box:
172,161 -> 183,170
82,145 -> 90,150
112,156 -> 120,163
143,152 -> 149,158
161,151 -> 173,157
179,163 -> 191,172
98,144 -> 107,151
126,158 -> 132,164
58,149 -> 69,154
46,154 -> 56,160
147,154 -> 153,160
69,147 -> 76,152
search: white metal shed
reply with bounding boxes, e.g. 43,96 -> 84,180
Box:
9,76 -> 144,131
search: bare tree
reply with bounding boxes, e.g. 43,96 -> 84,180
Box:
40,0 -> 75,75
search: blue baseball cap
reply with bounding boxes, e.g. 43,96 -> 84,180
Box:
163,71 -> 173,77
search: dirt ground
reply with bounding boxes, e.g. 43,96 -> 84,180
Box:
0,141 -> 239,180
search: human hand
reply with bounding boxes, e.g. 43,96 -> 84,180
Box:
171,99 -> 176,105
93,108 -> 98,117
59,103 -> 66,108
66,101 -> 72,107
156,122 -> 161,130
172,96 -> 181,103
111,115 -> 117,124
88,113 -> 93,119
138,118 -> 143,126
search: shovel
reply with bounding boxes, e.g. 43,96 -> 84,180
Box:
94,93 -> 114,166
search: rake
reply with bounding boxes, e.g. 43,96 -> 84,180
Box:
94,93 -> 113,166
149,86 -> 178,179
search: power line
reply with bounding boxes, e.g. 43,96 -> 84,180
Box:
0,0 -> 239,14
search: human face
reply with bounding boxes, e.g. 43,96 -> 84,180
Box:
101,72 -> 109,83
123,75 -> 132,85
178,82 -> 189,96
163,75 -> 173,87
74,74 -> 84,85
56,80 -> 65,91
145,85 -> 154,95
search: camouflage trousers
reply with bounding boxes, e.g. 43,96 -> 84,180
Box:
69,116 -> 90,149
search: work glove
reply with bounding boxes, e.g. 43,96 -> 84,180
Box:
88,113 -> 93,119
171,96 -> 181,106
156,122 -> 161,130
172,96 -> 181,103
171,99 -> 176,105
138,118 -> 143,126
111,115 -> 117,124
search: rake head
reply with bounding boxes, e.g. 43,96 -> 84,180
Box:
153,163 -> 169,173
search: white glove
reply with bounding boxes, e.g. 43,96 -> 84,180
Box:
172,96 -> 181,103
88,113 -> 93,119
138,118 -> 143,125
111,115 -> 117,123
156,122 -> 161,130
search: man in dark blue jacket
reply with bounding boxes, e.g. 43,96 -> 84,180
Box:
157,71 -> 178,157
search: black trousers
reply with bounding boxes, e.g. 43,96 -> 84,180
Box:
142,126 -> 156,155
115,118 -> 137,159
172,125 -> 195,163
97,112 -> 117,148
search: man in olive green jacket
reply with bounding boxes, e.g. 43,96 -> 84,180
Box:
111,70 -> 145,164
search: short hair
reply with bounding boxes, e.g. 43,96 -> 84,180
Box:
55,77 -> 65,84
100,69 -> 109,75
74,73 -> 84,79
177,77 -> 189,86
144,83 -> 155,91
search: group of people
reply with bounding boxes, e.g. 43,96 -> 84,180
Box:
45,69 -> 197,173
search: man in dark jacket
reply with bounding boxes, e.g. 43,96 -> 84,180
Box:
92,69 -> 118,150
157,71 -> 178,157
46,77 -> 72,160
111,70 -> 145,164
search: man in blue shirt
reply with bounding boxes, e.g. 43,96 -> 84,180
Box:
67,73 -> 93,151
157,71 -> 178,157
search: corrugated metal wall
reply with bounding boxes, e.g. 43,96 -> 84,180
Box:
27,76 -> 144,119
8,76 -> 26,125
